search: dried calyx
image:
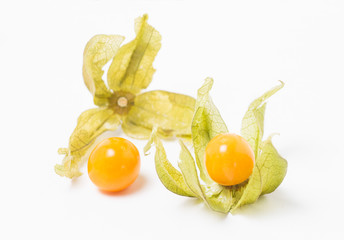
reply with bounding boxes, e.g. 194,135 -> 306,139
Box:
55,15 -> 196,178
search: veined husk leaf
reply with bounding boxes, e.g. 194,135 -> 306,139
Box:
82,34 -> 125,106
231,82 -> 286,210
122,90 -> 195,139
230,82 -> 286,210
55,108 -> 121,178
258,135 -> 288,195
178,140 -> 207,200
230,164 -> 263,211
144,128 -> 196,197
241,81 -> 284,157
149,79 -> 287,213
231,135 -> 287,210
192,77 -> 228,184
107,14 -> 161,94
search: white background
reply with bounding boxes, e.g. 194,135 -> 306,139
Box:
1,0 -> 343,239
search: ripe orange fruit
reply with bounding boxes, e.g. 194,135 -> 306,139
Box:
88,137 -> 140,192
205,133 -> 255,186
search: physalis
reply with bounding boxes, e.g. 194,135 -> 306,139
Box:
55,15 -> 195,178
145,78 -> 287,213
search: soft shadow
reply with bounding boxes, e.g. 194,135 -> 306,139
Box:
98,175 -> 147,197
177,189 -> 300,219
70,176 -> 83,187
232,190 -> 301,217
179,197 -> 229,220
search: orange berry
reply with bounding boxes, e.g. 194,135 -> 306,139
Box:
88,137 -> 140,192
205,133 -> 255,186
